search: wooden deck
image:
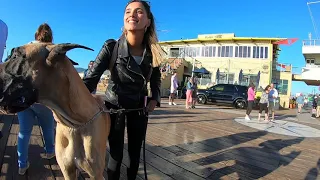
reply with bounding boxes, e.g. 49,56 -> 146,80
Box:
0,103 -> 319,180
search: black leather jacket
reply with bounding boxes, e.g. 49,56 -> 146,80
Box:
83,36 -> 161,109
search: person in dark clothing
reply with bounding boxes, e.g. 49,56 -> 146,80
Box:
82,1 -> 163,179
83,60 -> 94,78
83,61 -> 96,93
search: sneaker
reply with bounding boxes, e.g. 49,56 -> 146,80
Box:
45,153 -> 55,159
245,116 -> 251,121
172,102 -> 177,106
169,102 -> 172,105
19,162 -> 30,175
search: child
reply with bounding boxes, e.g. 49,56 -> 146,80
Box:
258,86 -> 270,122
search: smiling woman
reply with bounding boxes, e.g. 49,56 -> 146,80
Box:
82,0 -> 164,179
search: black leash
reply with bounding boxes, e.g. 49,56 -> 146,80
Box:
112,107 -> 149,180
143,111 -> 149,180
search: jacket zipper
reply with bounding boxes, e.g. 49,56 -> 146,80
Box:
127,58 -> 146,89
122,71 -> 135,82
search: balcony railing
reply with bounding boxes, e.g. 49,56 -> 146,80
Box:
303,39 -> 320,46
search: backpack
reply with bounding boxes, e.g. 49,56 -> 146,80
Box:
107,39 -> 119,72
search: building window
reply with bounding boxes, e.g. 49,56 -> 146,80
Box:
218,46 -> 233,57
239,74 -> 258,87
277,79 -> 288,95
171,46 -> 219,58
253,46 -> 268,59
201,46 -> 217,57
184,47 -> 196,57
217,73 -> 234,84
212,46 -> 217,57
179,48 -> 185,58
169,48 -> 180,57
235,46 -> 252,58
196,47 -> 201,57
306,58 -> 315,64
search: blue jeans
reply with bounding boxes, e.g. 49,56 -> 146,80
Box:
17,104 -> 55,168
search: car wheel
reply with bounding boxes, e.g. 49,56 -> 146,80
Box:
235,99 -> 246,109
197,95 -> 207,104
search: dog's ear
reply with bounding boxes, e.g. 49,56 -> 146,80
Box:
46,43 -> 94,66
67,58 -> 79,66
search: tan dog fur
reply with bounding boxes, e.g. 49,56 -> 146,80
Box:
5,43 -> 111,180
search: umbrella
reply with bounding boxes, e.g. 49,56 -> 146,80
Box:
193,67 -> 210,74
238,69 -> 243,84
216,68 -> 220,83
256,71 -> 260,86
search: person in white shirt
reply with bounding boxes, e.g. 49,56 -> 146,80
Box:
0,19 -> 8,63
169,70 -> 178,105
268,83 -> 278,121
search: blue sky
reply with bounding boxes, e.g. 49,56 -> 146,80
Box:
0,0 -> 319,94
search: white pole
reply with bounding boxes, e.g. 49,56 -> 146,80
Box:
192,58 -> 195,77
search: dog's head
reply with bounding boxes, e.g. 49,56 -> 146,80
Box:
0,43 -> 93,114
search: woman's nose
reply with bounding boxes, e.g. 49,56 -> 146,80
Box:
129,11 -> 137,17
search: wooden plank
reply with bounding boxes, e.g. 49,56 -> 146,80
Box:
141,139 -> 216,178
144,123 -> 303,179
27,121 -> 55,180
49,157 -> 65,180
46,121 -> 64,180
147,125 -> 277,169
0,114 -> 14,175
0,115 -> 27,180
107,145 -> 168,180
143,129 -> 242,179
149,107 -> 320,179
122,147 -> 172,180
151,112 -> 320,164
122,138 -> 203,180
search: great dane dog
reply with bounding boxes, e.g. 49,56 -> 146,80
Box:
0,42 -> 110,180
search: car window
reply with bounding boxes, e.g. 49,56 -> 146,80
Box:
224,85 -> 235,92
212,85 -> 224,91
237,86 -> 248,93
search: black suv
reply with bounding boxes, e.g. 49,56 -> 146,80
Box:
196,84 -> 248,109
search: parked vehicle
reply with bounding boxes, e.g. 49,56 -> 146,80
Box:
193,84 -> 248,109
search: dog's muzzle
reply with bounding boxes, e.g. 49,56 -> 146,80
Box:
0,89 -> 38,113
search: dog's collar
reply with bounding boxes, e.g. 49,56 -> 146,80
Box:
58,106 -> 146,129
58,106 -> 106,129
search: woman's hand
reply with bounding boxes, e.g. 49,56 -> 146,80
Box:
146,100 -> 158,112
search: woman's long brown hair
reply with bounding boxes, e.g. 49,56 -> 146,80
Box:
124,0 -> 164,67
35,23 -> 53,43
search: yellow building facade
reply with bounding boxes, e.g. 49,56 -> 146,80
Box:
159,33 -> 293,108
